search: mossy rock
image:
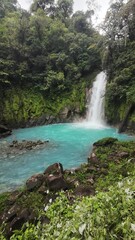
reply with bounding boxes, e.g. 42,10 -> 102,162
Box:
93,137 -> 118,147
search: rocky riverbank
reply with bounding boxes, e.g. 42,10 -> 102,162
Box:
0,137 -> 135,239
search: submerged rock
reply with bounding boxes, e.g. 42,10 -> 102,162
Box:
0,139 -> 50,159
9,139 -> 49,150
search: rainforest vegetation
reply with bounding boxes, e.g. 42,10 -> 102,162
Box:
103,0 -> 135,131
0,0 -> 135,239
0,0 -> 102,127
1,0 -> 135,130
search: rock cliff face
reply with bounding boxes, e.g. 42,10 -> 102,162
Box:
105,97 -> 135,134
104,40 -> 135,134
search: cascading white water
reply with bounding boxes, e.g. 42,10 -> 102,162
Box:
87,71 -> 107,127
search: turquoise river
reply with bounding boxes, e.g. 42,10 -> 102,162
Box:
0,123 -> 133,193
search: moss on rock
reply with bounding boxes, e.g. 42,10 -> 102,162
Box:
0,72 -> 98,128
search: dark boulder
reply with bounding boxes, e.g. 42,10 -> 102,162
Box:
6,209 -> 30,238
4,205 -> 18,223
0,125 -> 12,138
46,174 -> 68,191
43,163 -> 69,191
88,152 -> 99,165
26,174 -> 45,191
26,163 -> 68,192
10,216 -> 25,231
7,191 -> 23,205
93,137 -> 118,147
44,163 -> 64,176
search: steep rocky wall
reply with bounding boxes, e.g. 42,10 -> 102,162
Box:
105,96 -> 135,134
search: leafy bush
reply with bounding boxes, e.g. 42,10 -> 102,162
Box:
0,193 -> 10,214
10,175 -> 135,240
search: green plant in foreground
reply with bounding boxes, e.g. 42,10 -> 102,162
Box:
0,193 -> 10,214
16,192 -> 43,213
10,175 -> 135,240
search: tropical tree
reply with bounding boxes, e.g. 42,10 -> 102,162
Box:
57,0 -> 73,19
0,0 -> 17,18
30,0 -> 55,16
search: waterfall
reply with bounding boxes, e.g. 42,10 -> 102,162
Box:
87,71 -> 107,128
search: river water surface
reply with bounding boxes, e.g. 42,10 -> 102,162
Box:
0,123 -> 132,193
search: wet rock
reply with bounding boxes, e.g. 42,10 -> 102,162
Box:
88,152 -> 99,165
46,175 -> 68,191
44,163 -> 64,176
25,163 -> 68,192
93,137 -> 118,147
7,191 -> 23,205
26,174 -> 45,191
0,125 -> 12,138
10,140 -> 49,151
0,139 -> 49,159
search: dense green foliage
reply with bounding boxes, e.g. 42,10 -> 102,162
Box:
0,193 -> 10,214
0,0 -> 102,126
0,79 -> 88,126
1,0 -> 135,238
103,0 -> 135,127
10,178 -> 135,240
1,0 -> 135,129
